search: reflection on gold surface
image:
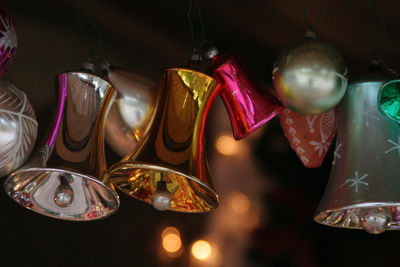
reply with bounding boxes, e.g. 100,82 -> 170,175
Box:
215,135 -> 240,156
191,240 -> 212,260
109,69 -> 219,212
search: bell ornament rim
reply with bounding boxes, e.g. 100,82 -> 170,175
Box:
314,202 -> 400,230
109,162 -> 219,213
5,167 -> 120,221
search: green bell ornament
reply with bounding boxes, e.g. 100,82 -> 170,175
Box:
273,31 -> 348,114
378,79 -> 400,123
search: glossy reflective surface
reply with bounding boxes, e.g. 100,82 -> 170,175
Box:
273,39 -> 348,114
5,72 -> 119,221
314,79 -> 400,232
0,80 -> 37,177
378,79 -> 400,123
0,2 -> 17,76
212,55 -> 282,139
105,69 -> 159,157
110,68 -> 219,212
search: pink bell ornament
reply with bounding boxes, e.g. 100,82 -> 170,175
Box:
0,2 -> 17,76
273,32 -> 348,114
205,47 -> 283,139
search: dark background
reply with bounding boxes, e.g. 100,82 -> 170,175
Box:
0,0 -> 399,266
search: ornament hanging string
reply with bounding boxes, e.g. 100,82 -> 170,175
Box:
187,0 -> 206,52
291,0 -> 324,33
75,0 -> 102,61
367,0 -> 397,77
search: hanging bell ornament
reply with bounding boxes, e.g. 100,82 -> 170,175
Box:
378,79 -> 400,123
279,107 -> 337,168
0,80 -> 37,176
314,74 -> 400,234
4,71 -> 120,220
205,47 -> 283,139
104,67 -> 159,157
109,68 -> 219,212
0,2 -> 16,76
273,31 -> 348,114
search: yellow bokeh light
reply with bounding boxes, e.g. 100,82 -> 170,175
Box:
215,135 -> 240,156
191,240 -> 212,260
162,233 -> 182,253
161,226 -> 180,239
230,192 -> 251,214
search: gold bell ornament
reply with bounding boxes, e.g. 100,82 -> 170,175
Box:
109,68 -> 219,212
314,69 -> 400,234
4,69 -> 120,220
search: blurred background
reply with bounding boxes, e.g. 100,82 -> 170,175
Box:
0,0 -> 400,266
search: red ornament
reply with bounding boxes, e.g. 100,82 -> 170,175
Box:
279,108 -> 337,168
208,51 -> 283,139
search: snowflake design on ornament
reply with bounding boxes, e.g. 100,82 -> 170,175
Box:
332,143 -> 342,165
385,135 -> 400,158
0,15 -> 17,50
309,139 -> 330,157
354,105 -> 380,127
341,171 -> 369,193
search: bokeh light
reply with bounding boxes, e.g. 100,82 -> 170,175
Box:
230,192 -> 251,214
191,240 -> 212,260
215,135 -> 240,156
161,227 -> 181,253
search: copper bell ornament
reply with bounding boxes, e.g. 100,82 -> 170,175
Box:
109,68 -> 219,212
205,47 -> 283,139
273,31 -> 348,114
314,73 -> 400,234
104,66 -> 159,157
4,71 -> 120,220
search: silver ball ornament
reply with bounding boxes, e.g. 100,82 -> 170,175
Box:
0,80 -> 37,177
273,39 -> 348,114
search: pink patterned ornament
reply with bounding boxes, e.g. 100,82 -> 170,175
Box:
280,108 -> 337,168
0,2 -> 16,76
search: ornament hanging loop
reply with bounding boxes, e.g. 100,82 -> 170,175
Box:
292,0 -> 324,34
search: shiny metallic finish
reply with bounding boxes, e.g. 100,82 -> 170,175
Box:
211,54 -> 283,139
4,72 -> 120,221
273,39 -> 348,114
109,68 -> 219,213
378,79 -> 400,123
0,80 -> 37,177
105,68 -> 159,157
314,77 -> 400,232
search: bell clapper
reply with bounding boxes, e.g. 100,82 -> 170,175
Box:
54,174 -> 74,208
358,207 -> 392,234
151,174 -> 172,211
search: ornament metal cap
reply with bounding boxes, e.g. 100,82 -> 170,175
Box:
204,47 -> 219,60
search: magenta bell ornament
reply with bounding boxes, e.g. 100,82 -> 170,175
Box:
314,73 -> 400,234
0,2 -> 17,76
0,80 -> 37,177
273,32 -> 348,114
205,47 -> 283,139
